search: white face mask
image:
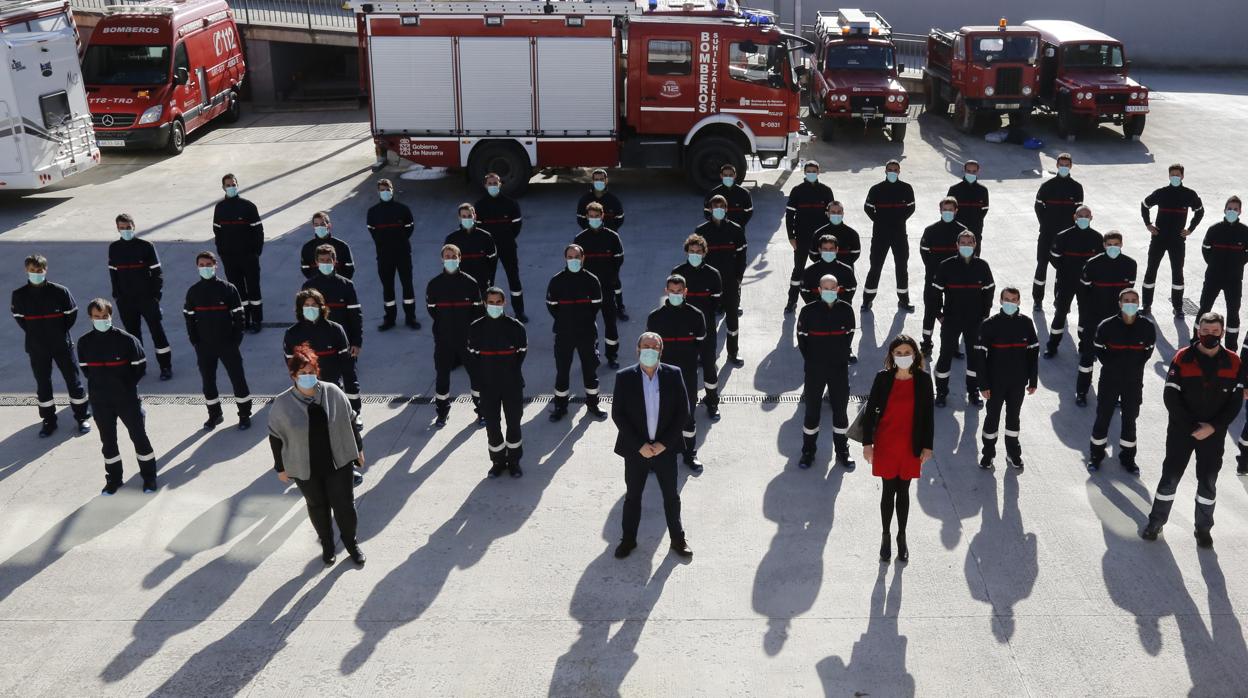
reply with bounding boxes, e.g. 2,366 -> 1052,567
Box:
893,354 -> 914,370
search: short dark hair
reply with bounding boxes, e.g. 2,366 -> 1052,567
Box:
376,178 -> 394,189
591,168 -> 609,179
457,203 -> 475,216
957,231 -> 977,244
221,173 -> 237,185
564,243 -> 583,257
484,286 -> 506,304
1168,163 -> 1185,175
1056,152 -> 1073,163
720,163 -> 736,175
115,213 -> 134,226
804,160 -> 820,171
312,210 -> 331,225
195,250 -> 217,265
1104,231 -> 1123,244
441,243 -> 461,258
963,159 -> 980,170
1226,195 -> 1241,209
684,234 -> 707,252
828,200 -> 843,210
884,334 -> 924,372
87,298 -> 113,316
315,244 -> 337,261
1000,286 -> 1021,301
287,342 -> 320,376
585,201 -> 604,215
1198,312 -> 1225,328
24,254 -> 47,270
939,196 -> 959,209
885,159 -> 901,169
818,234 -> 839,248
665,274 -> 686,289
295,288 -> 328,321
708,194 -> 728,207
1119,287 -> 1140,302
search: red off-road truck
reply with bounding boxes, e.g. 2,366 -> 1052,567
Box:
806,9 -> 910,142
923,20 -> 1041,133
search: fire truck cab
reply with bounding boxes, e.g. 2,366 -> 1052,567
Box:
923,20 -> 1041,134
1024,19 -> 1148,141
807,9 -> 909,142
351,0 -> 811,194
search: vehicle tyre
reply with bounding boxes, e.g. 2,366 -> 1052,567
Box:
953,94 -> 978,134
890,123 -> 907,142
222,91 -> 241,123
165,119 -> 185,156
924,75 -> 947,116
1123,114 -> 1146,140
686,135 -> 745,193
467,140 -> 531,196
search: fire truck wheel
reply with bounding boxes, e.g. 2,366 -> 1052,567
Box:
953,94 -> 978,134
165,120 -> 186,156
890,123 -> 907,142
686,136 -> 745,193
924,76 -> 947,116
468,141 -> 531,196
222,91 -> 242,124
1123,114 -> 1146,140
1057,105 -> 1076,140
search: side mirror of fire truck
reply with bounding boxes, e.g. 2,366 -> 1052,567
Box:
897,63 -> 905,74
173,67 -> 189,86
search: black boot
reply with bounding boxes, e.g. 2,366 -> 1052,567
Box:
378,305 -> 397,331
548,397 -> 569,422
896,532 -> 909,562
488,454 -> 507,478
585,396 -> 608,419
203,407 -> 224,431
879,531 -> 891,562
684,450 -> 704,473
834,435 -> 855,471
513,294 -> 528,323
38,420 -> 57,438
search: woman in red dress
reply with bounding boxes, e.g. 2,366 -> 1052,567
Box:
862,335 -> 934,562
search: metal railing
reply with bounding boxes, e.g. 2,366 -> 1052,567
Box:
893,32 -> 927,77
71,0 -> 355,32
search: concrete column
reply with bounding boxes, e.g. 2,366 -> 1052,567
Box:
244,38 -> 277,104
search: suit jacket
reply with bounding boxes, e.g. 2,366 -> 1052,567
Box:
612,363 -> 689,458
861,368 -> 935,456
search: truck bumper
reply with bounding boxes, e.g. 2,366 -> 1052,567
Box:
94,123 -> 172,150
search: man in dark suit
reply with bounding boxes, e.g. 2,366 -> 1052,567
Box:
612,332 -> 693,560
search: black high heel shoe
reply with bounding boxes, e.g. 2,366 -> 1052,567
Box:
896,533 -> 909,563
879,532 -> 891,562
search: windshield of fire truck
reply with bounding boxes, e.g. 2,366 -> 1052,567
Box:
971,35 -> 1037,64
822,43 -> 895,71
82,44 -> 171,85
1062,42 -> 1125,70
729,41 -> 787,88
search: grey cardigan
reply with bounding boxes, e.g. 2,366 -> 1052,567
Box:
267,382 -> 361,480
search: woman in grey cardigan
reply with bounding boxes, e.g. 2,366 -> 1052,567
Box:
269,342 -> 367,566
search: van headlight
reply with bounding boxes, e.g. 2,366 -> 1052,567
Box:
1022,85 -> 1033,96
984,86 -> 995,97
137,105 -> 164,125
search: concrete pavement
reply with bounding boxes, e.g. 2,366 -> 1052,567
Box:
1,71 -> 1248,696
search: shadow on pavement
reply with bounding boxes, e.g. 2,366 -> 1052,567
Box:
815,565 -> 914,697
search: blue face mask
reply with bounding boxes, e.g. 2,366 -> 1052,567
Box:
296,374 -> 318,390
224,186 -> 238,197
687,253 -> 703,267
1227,210 -> 1240,223
443,259 -> 460,273
1122,302 -> 1140,317
965,173 -> 978,183
318,262 -> 335,276
302,306 -> 320,322
820,289 -> 838,304
1075,217 -> 1091,230
27,272 -> 45,285
587,217 -> 603,229
92,318 -> 112,332
668,293 -> 684,306
958,245 -> 975,258
829,214 -> 844,225
314,225 -> 329,239
566,259 -> 582,273
941,211 -> 956,223
592,181 -> 606,192
460,218 -> 475,230
711,208 -> 727,221
820,250 -> 837,263
119,228 -> 135,241
1057,166 -> 1071,178
639,347 -> 660,367
886,171 -> 899,183
487,185 -> 501,197
379,190 -> 393,202
804,172 -> 818,183
722,176 -> 734,188
1002,301 -> 1019,316
1169,175 -> 1182,187
198,266 -> 216,280
1105,245 -> 1122,259
485,304 -> 504,319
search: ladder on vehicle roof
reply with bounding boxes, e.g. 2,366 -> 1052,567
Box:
350,0 -> 642,15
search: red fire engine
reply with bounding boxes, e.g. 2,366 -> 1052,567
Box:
807,9 -> 909,142
923,19 -> 1041,133
350,0 -> 812,194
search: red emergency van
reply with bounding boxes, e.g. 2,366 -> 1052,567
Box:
82,0 -> 246,154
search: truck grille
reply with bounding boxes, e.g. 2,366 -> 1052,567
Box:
994,68 -> 1023,96
92,113 -> 137,128
1095,92 -> 1128,105
850,96 -> 885,110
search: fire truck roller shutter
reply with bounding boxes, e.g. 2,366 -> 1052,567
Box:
537,37 -> 616,134
0,98 -> 20,176
460,37 -> 533,133
370,36 -> 455,133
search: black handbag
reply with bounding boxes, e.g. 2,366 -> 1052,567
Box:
846,402 -> 868,443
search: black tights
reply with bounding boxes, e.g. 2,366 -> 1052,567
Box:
880,477 -> 912,537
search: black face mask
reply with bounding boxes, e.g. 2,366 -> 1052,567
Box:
1199,334 -> 1221,349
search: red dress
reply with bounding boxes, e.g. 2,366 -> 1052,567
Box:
872,377 -> 921,480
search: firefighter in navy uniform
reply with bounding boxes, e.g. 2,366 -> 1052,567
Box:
367,178 -> 420,330
426,244 -> 484,428
575,169 -> 628,318
11,254 -> 90,436
947,160 -> 989,250
696,196 -> 747,366
1032,154 -> 1084,309
212,173 -> 265,331
474,173 -> 527,322
672,234 -> 722,420
575,202 -> 625,367
467,287 -> 527,479
1195,196 -> 1247,350
445,203 -> 498,296
796,274 -> 856,469
931,231 -> 995,408
704,163 -> 753,231
1087,289 -> 1155,474
862,159 -> 917,312
784,161 -> 835,312
1044,206 -> 1104,358
546,244 -> 609,422
1075,232 -> 1137,402
184,251 -> 251,431
801,235 -> 858,306
806,201 -> 861,270
1142,313 -> 1242,549
303,245 -> 363,354
284,289 -> 361,425
78,298 -> 157,495
647,275 -> 709,472
109,213 -> 172,380
299,211 -> 355,280
918,197 -> 970,357
974,288 -> 1039,470
1141,163 -> 1204,316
